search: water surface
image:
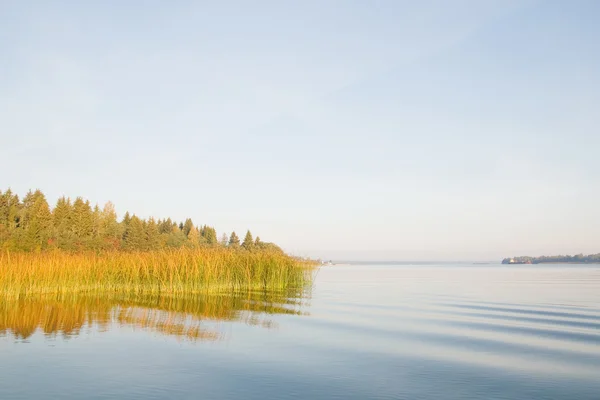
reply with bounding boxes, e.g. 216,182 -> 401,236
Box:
1,264 -> 599,399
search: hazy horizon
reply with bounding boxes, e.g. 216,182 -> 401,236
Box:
2,1 -> 599,261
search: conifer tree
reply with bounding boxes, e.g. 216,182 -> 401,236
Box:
18,190 -> 38,230
228,231 -> 240,248
71,197 -> 93,240
187,226 -> 200,248
52,196 -> 73,250
201,225 -> 217,245
123,215 -> 146,250
24,192 -> 52,250
166,224 -> 187,248
122,212 -> 132,227
15,190 -> 51,250
159,218 -> 172,234
0,189 -> 20,248
146,217 -> 161,250
53,197 -> 72,232
183,218 -> 194,237
220,233 -> 228,247
92,204 -> 101,237
0,189 -> 9,227
100,201 -> 121,249
0,190 -> 7,246
242,230 -> 254,250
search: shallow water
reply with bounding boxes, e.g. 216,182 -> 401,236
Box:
1,264 -> 599,399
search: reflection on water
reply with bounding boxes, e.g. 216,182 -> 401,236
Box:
0,289 -> 309,342
1,265 -> 599,400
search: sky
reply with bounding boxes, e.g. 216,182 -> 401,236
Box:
1,0 -> 599,261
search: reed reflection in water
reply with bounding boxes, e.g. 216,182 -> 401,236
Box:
0,289 -> 309,342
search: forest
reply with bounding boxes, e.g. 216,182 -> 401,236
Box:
0,188 -> 276,253
502,254 -> 600,264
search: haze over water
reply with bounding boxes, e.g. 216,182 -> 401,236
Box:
2,264 -> 599,400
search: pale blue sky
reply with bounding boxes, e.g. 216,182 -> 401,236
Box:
2,1 -> 599,260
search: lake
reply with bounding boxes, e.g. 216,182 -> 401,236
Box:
1,263 -> 599,399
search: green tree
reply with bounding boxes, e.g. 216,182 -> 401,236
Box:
122,211 -> 132,227
90,204 -> 102,249
71,197 -> 93,245
0,189 -> 21,248
92,204 -> 101,237
187,226 -> 200,248
242,230 -> 254,250
262,242 -> 284,253
159,218 -> 173,234
183,218 -> 194,237
146,217 -> 161,250
228,231 -> 240,248
123,215 -> 146,250
52,196 -> 74,250
220,233 -> 228,246
201,225 -> 217,245
0,189 -> 12,228
166,225 -> 187,248
100,201 -> 121,249
15,190 -> 51,250
23,191 -> 52,250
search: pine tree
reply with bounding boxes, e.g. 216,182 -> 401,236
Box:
92,204 -> 101,237
90,204 -> 102,249
166,224 -> 187,248
183,218 -> 194,237
0,189 -> 20,248
52,196 -> 74,250
122,211 -> 132,227
201,225 -> 217,245
254,236 -> 262,248
220,233 -> 228,246
228,231 -> 240,248
123,215 -> 146,250
146,217 -> 161,250
19,190 -> 36,226
25,192 -> 52,250
0,189 -> 9,227
242,230 -> 254,250
53,197 -> 72,231
187,226 -> 200,248
71,197 -> 93,241
100,201 -> 121,249
0,190 -> 7,246
16,190 -> 51,250
159,218 -> 172,234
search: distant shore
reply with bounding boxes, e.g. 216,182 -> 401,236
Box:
502,253 -> 600,265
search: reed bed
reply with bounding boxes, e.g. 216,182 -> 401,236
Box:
0,248 -> 316,298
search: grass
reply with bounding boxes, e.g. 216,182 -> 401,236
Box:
0,247 -> 316,298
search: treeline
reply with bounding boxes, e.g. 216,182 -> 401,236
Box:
502,253 -> 600,264
0,188 -> 281,253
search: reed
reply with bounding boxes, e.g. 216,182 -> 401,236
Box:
0,248 -> 316,298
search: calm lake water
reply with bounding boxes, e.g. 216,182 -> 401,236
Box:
1,264 -> 599,399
